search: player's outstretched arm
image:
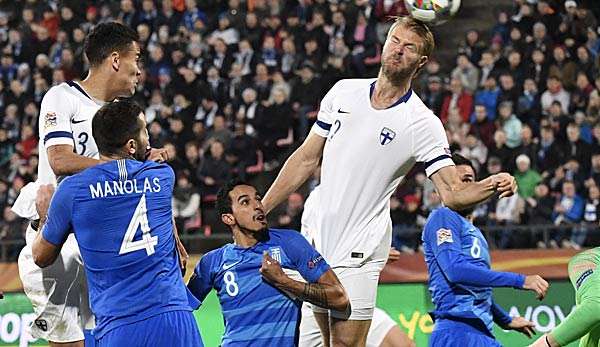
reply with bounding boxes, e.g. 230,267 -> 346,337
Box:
262,132 -> 325,214
430,166 -> 517,211
529,295 -> 600,347
260,252 -> 350,312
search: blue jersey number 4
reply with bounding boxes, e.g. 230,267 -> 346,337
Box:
119,194 -> 158,256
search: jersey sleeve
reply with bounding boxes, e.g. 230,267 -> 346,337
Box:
424,209 -> 525,288
411,114 -> 454,177
310,81 -> 341,138
187,253 -> 216,305
491,300 -> 512,327
40,86 -> 75,149
282,230 -> 330,283
41,179 -> 75,246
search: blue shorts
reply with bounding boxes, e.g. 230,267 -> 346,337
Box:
96,310 -> 203,347
429,319 -> 502,347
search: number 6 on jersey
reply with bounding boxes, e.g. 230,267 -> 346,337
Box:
119,194 -> 158,256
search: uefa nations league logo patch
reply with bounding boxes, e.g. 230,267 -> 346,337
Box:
380,127 -> 396,145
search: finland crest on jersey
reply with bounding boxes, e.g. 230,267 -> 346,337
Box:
379,127 -> 396,145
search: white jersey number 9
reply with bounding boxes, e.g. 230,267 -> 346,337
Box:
119,194 -> 158,256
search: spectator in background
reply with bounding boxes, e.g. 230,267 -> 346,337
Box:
474,76 -> 500,121
514,154 -> 542,199
525,182 -> 555,248
588,153 -> 600,188
197,140 -> 231,197
489,129 -> 514,171
571,184 -> 600,250
172,172 -> 201,233
291,63 -> 322,139
440,77 -> 473,123
565,122 -> 593,173
528,49 -> 549,88
422,75 -> 444,116
517,78 -> 541,124
273,193 -> 304,230
552,180 -> 585,248
451,53 -> 479,93
493,191 -> 524,249
255,87 -> 293,165
541,76 -> 570,115
470,104 -> 497,148
497,73 -> 520,107
459,133 -> 487,173
497,101 -> 523,149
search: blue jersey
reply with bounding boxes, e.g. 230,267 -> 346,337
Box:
42,159 -> 191,339
188,229 -> 330,346
422,207 -> 525,336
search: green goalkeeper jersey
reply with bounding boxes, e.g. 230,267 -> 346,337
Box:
552,247 -> 600,347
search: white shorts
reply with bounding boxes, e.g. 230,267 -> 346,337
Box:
18,225 -> 94,343
299,304 -> 397,347
312,240 -> 389,320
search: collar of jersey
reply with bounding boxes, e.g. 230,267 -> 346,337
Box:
369,81 -> 412,109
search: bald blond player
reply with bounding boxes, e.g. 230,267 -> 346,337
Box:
263,16 -> 518,347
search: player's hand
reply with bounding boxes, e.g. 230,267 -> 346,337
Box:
523,275 -> 549,300
492,173 -> 518,198
35,184 -> 55,224
146,147 -> 169,162
506,316 -> 535,338
387,247 -> 401,264
260,251 -> 287,286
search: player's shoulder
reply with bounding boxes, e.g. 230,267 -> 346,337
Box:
406,91 -> 439,120
330,78 -> 375,95
269,228 -> 304,240
43,81 -> 87,102
426,207 -> 461,227
197,245 -> 229,269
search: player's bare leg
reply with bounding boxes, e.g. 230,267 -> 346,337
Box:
49,341 -> 84,347
314,311 -> 331,347
379,325 -> 415,347
330,318 -> 371,347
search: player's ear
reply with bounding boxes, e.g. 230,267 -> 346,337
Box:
221,213 -> 235,226
126,139 -> 136,155
111,51 -> 120,71
418,55 -> 428,69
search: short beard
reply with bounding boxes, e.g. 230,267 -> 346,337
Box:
132,140 -> 147,161
240,224 -> 269,242
381,59 -> 419,85
457,207 -> 475,219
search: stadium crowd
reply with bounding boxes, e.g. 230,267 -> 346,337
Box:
0,0 -> 600,260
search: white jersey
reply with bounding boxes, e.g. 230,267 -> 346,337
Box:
12,81 -> 102,219
310,78 -> 453,267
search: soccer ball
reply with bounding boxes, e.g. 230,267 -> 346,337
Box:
404,0 -> 461,25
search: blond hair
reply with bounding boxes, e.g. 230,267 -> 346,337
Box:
387,16 -> 435,58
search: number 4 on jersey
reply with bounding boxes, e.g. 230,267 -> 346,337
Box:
119,194 -> 158,256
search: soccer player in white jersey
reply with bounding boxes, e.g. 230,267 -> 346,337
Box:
11,22 -> 166,347
299,186 -> 415,347
262,16 -> 518,347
